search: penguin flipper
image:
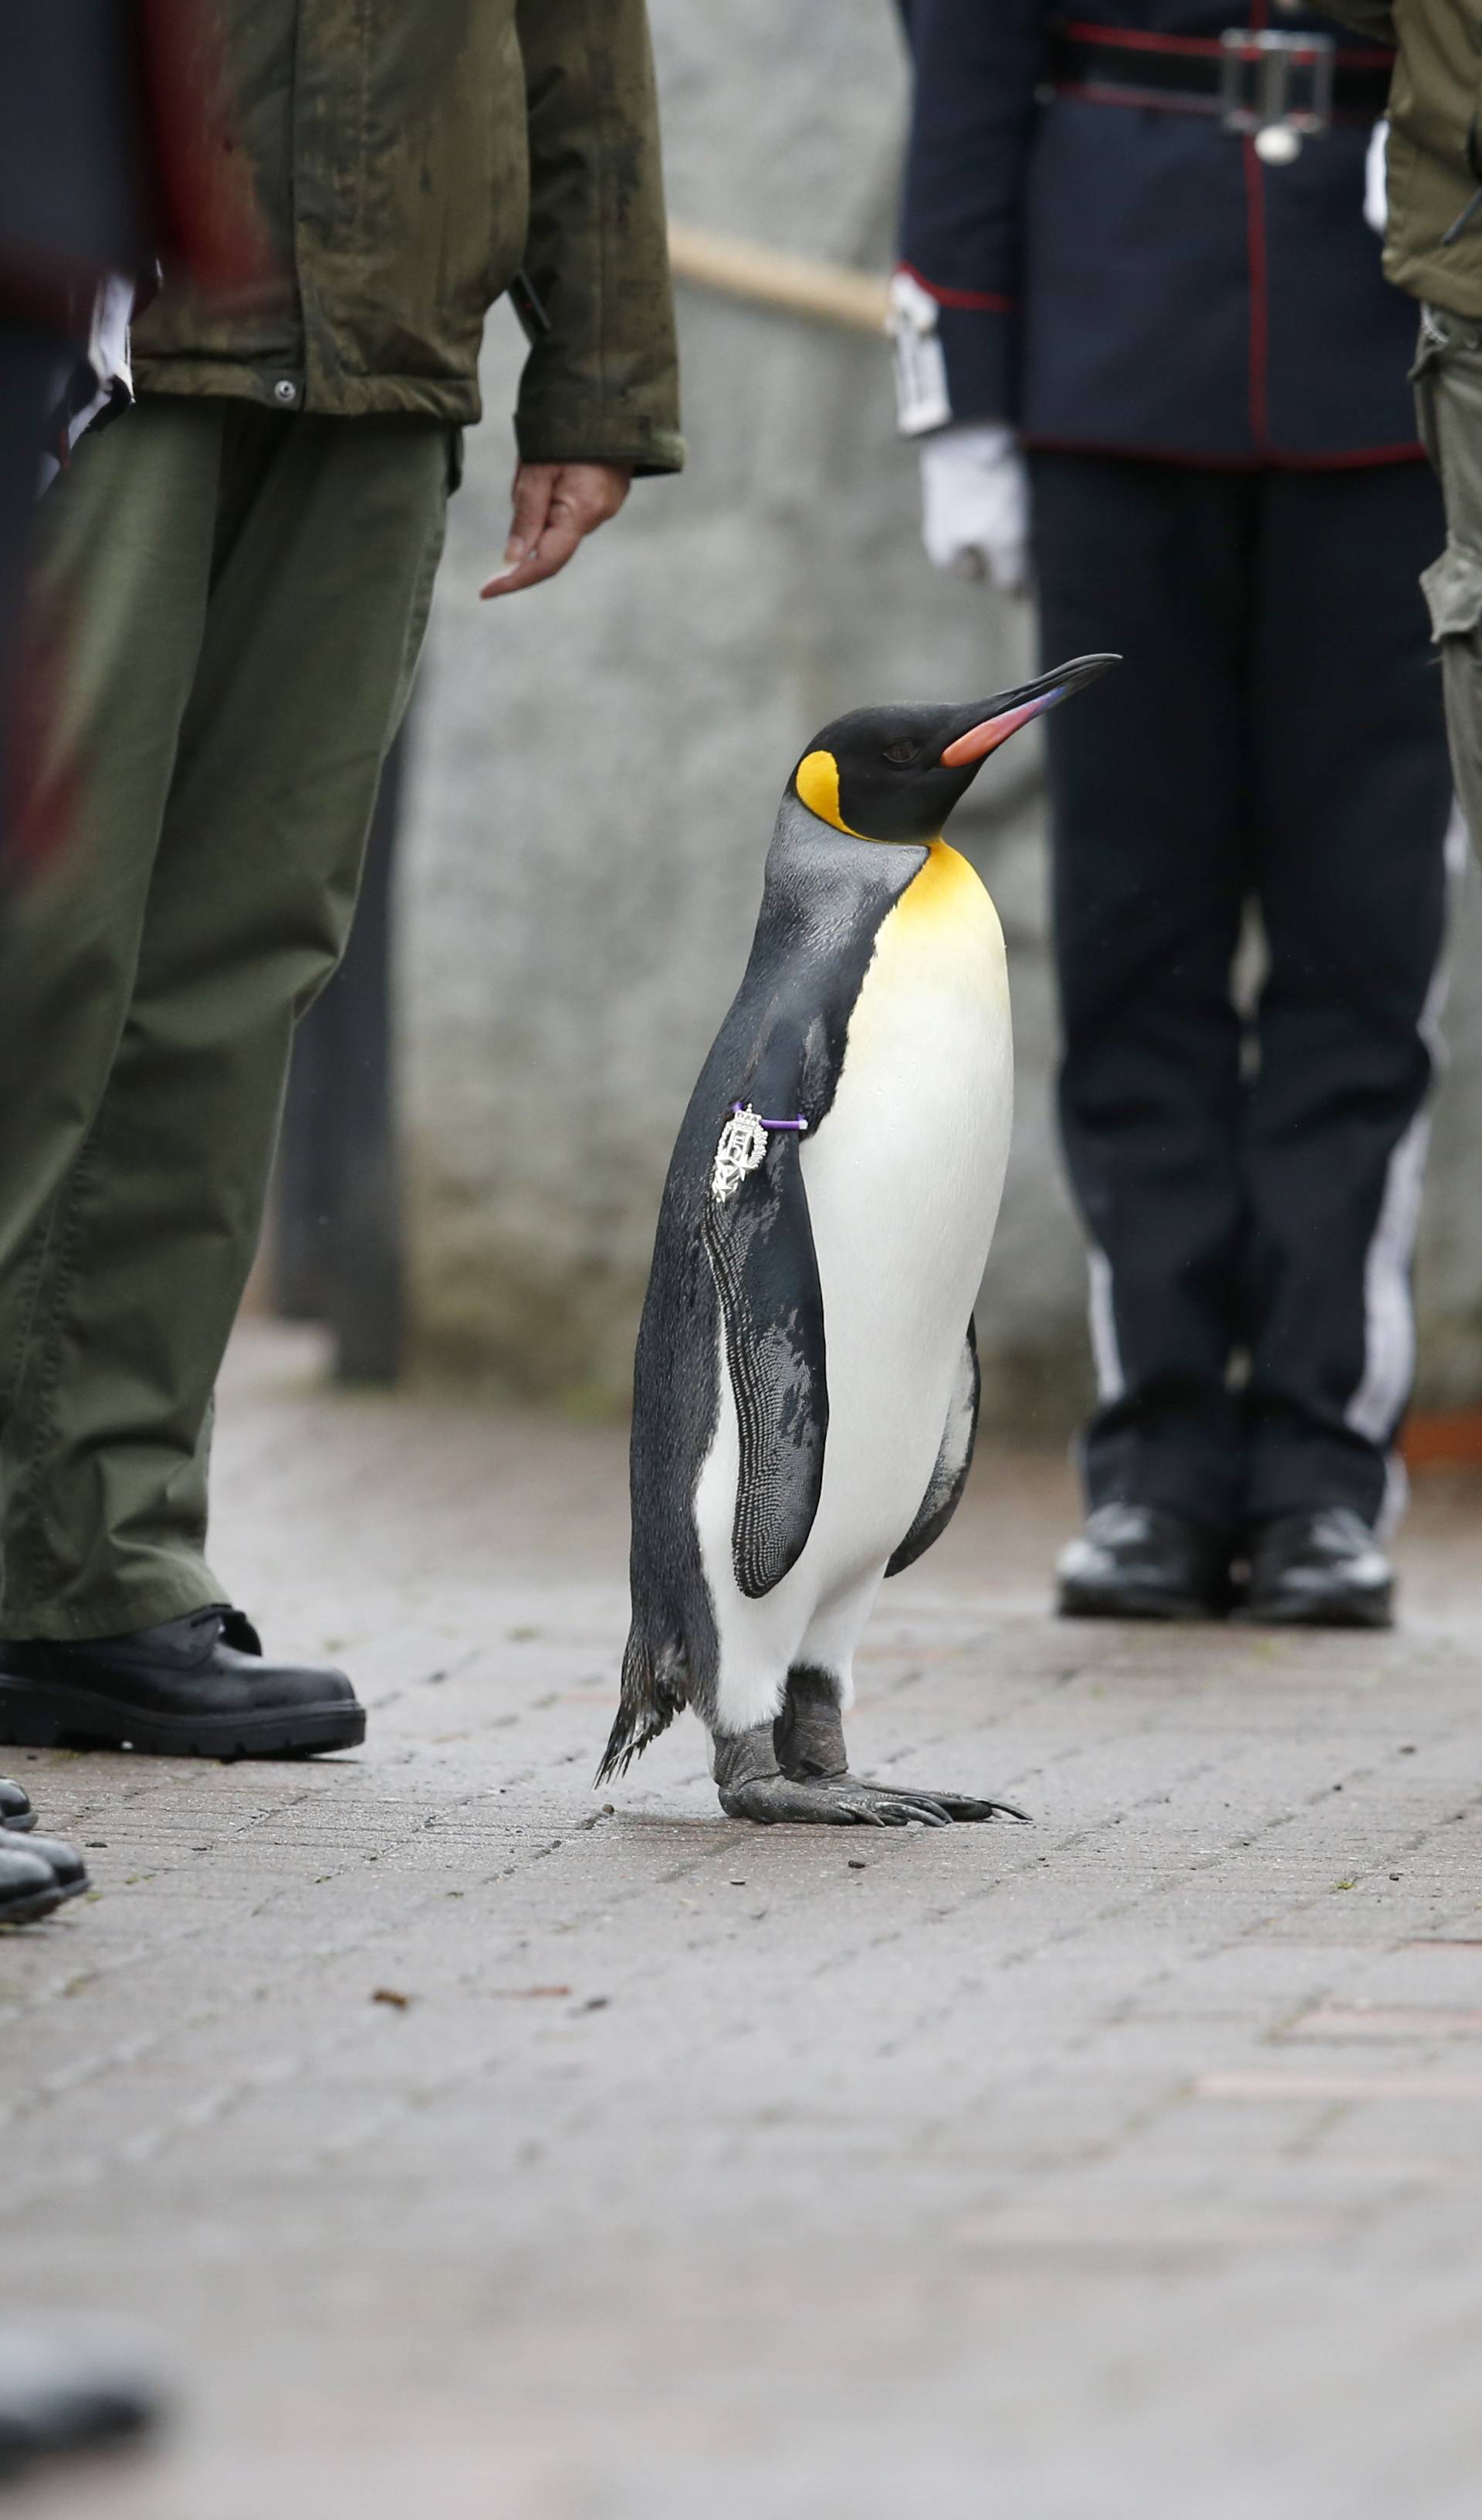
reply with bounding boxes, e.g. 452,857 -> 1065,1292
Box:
885,1318 -> 981,1578
702,1131 -> 827,1600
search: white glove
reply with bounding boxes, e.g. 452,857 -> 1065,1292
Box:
1365,118 -> 1388,237
919,422 -> 1030,595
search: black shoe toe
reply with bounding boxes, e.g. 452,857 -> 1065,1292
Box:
1242,1508 -> 1393,1629
0,1777 -> 35,1832
14,1831 -> 90,1900
0,2331 -> 163,2474
1057,1504 -> 1231,1621
0,1844 -> 64,1925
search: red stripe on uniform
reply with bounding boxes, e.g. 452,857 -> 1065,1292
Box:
1058,17 -> 1392,65
1059,19 -> 1223,51
1020,433 -> 1429,469
894,260 -> 1014,313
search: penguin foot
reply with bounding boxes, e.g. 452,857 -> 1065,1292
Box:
715,1715 -> 1027,1827
719,1774 -> 957,1827
717,1773 -> 1027,1827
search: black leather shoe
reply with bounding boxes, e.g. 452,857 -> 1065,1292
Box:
1,1782 -> 90,1899
0,2329 -> 161,2480
1242,1508 -> 1394,1629
0,1777 -> 35,1831
0,1607 -> 365,1760
10,1830 -> 90,1902
1057,1503 -> 1231,1620
0,1841 -> 63,1926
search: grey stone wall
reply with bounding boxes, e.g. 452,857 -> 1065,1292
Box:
398,0 -> 1482,1427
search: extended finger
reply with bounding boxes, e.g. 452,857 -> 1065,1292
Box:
482,510 -> 585,598
480,466 -> 556,596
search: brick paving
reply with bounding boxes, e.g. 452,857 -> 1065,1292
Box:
4,1321 -> 1482,2518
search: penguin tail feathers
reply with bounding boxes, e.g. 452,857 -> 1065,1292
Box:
595,1624 -> 691,1786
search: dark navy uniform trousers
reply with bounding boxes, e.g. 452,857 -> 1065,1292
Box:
1034,454 -> 1450,1533
898,0 -> 1455,1533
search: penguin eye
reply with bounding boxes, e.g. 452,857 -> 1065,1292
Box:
881,740 -> 920,765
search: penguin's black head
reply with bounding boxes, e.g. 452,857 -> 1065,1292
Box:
788,655 -> 1119,845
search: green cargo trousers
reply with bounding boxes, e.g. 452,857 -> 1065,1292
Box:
1415,306 -> 1482,858
0,396 -> 451,1638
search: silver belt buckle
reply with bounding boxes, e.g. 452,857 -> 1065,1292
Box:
1220,28 -> 1335,163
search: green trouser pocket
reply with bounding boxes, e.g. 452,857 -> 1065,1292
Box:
1411,310 -> 1482,861
1419,537 -> 1482,865
1419,539 -> 1482,645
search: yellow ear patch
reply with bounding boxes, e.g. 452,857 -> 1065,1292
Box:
795,750 -> 865,838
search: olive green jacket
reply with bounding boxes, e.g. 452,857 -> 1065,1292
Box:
133,0 -> 684,472
1313,0 -> 1482,317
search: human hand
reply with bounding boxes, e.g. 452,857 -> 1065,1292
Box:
919,422 -> 1030,596
480,460 -> 632,598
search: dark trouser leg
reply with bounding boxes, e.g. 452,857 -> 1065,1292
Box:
1243,464 -> 1452,1526
1030,452 -> 1251,1536
0,399 -> 449,1637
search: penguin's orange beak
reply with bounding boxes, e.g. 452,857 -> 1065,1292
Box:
941,696 -> 1057,767
939,653 -> 1120,768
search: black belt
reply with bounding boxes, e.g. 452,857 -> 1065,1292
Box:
1047,22 -> 1392,134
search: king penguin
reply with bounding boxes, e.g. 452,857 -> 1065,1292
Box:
600,655 -> 1119,1824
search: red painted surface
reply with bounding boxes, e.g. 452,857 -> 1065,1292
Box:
1403,1414 -> 1482,1471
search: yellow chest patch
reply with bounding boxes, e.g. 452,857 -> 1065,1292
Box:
843,841 -> 1008,1075
890,838 -> 996,938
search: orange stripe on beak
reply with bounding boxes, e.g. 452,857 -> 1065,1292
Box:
939,687 -> 1066,767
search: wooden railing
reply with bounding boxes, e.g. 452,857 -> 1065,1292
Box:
667,221 -> 889,336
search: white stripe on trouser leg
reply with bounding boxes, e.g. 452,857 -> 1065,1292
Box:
1345,1103 -> 1430,1447
1344,800 -> 1466,1484
1087,1246 -> 1125,1404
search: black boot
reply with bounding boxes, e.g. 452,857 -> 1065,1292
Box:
1,1781 -> 91,1905
5,1829 -> 89,1901
1056,1504 -> 1231,1621
0,1778 -> 34,1831
1242,1508 -> 1394,1629
0,2330 -> 161,2481
0,1607 -> 365,1759
0,1841 -> 64,1926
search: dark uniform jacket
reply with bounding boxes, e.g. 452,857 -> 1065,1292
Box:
898,0 -> 1422,463
133,0 -> 684,474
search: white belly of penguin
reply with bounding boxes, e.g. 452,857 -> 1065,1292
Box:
697,847 -> 1013,1734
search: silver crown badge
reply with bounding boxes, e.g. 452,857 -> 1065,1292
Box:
712,1104 -> 771,1202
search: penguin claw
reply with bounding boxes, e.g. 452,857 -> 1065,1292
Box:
718,1775 -> 1019,1828
864,1783 -> 1030,1826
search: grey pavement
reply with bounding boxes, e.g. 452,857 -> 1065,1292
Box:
4,1320 -> 1482,2518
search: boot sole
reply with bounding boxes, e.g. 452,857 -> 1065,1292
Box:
1057,1584 -> 1227,1623
0,1882 -> 63,1925
0,1678 -> 365,1762
1236,1591 -> 1394,1631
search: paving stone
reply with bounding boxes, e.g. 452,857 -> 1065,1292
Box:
4,1319 -> 1482,2517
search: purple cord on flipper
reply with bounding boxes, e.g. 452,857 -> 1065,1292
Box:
732,1101 -> 808,1132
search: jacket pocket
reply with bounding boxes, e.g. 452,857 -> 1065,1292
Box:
1421,540 -> 1482,646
